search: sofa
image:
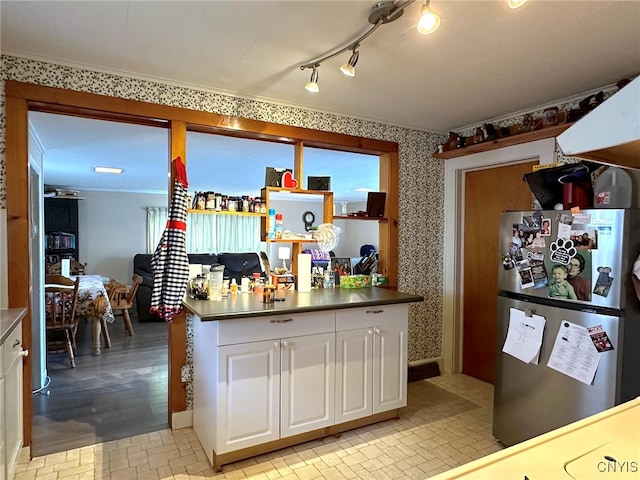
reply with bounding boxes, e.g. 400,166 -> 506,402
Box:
133,252 -> 264,322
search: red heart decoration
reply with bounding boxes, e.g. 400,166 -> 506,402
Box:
282,171 -> 298,189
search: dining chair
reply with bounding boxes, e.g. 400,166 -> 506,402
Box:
44,274 -> 80,368
47,260 -> 87,275
108,274 -> 143,336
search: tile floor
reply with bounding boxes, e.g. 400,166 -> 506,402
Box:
16,374 -> 504,480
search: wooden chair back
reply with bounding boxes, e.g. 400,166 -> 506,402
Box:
107,274 -> 143,337
109,274 -> 143,309
48,260 -> 87,276
44,274 -> 80,367
44,275 -> 80,329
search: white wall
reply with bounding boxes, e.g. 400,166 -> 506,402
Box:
78,190 -> 167,283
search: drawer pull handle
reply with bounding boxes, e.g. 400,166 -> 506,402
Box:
20,349 -> 29,357
270,318 -> 293,324
12,339 -> 21,348
365,310 -> 384,314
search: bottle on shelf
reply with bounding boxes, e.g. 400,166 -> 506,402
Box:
230,278 -> 238,294
594,166 -> 632,208
268,208 -> 276,240
275,213 -> 284,239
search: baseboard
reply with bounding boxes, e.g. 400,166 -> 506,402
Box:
171,409 -> 193,430
408,361 -> 441,382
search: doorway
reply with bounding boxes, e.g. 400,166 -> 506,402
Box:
30,112 -> 171,456
462,161 -> 537,383
442,138 -> 558,378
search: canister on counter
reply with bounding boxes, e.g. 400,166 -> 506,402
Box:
263,284 -> 275,304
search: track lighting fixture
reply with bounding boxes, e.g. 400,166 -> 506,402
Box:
340,47 -> 360,77
416,0 -> 440,35
305,67 -> 319,93
300,0 -> 420,92
299,1 -> 524,92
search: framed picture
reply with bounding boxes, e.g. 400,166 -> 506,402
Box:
331,257 -> 352,276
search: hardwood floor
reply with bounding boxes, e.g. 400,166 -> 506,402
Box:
32,308 -> 169,457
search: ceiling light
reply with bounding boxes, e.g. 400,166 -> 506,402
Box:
300,1 -> 426,91
507,0 -> 527,9
305,67 -> 319,93
340,47 -> 360,77
93,166 -> 123,174
417,1 -> 440,35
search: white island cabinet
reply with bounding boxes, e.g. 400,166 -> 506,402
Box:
186,288 -> 421,472
193,311 -> 336,469
335,304 -> 407,424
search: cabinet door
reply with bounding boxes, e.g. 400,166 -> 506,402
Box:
335,328 -> 373,424
373,322 -> 407,413
45,198 -> 78,233
280,333 -> 335,438
216,340 -> 280,453
4,326 -> 23,480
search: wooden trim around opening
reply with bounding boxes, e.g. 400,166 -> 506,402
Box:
4,80 -> 401,450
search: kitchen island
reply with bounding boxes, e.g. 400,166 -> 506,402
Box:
184,288 -> 423,471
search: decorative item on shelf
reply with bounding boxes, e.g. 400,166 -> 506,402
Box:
281,171 -> 298,189
275,247 -> 290,275
313,223 -> 342,252
467,127 -> 485,145
265,167 -> 293,188
442,131 -> 462,152
307,176 -> 331,191
302,211 -> 315,231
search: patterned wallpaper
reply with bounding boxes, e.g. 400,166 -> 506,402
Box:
0,55 -> 446,366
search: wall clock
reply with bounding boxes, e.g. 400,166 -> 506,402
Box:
302,211 -> 315,231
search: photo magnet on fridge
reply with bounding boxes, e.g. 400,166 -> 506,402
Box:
587,325 -> 614,352
593,266 -> 613,297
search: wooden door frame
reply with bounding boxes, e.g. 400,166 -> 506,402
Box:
442,138 -> 557,374
4,80 -> 400,450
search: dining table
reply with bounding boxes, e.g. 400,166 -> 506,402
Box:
60,275 -> 115,355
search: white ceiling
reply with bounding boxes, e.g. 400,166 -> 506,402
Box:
3,1 -> 640,199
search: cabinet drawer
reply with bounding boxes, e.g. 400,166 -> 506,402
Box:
3,325 -> 23,373
336,304 -> 408,331
217,311 -> 335,345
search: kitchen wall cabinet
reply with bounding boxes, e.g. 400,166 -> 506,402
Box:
335,305 -> 407,424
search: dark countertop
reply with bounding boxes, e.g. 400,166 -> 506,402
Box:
183,288 -> 423,321
0,307 -> 27,346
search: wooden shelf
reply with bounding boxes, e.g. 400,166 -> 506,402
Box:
433,123 -> 574,159
333,215 -> 388,222
187,209 -> 265,217
265,238 -> 317,243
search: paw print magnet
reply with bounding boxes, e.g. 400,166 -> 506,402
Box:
549,238 -> 577,265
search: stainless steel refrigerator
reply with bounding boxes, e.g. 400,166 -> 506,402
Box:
493,208 -> 640,447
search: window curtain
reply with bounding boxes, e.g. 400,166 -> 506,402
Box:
186,213 -> 217,253
146,207 -> 260,254
146,207 -> 167,253
215,215 -> 261,253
